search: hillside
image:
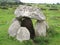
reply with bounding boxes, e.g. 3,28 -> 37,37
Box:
0,4 -> 60,45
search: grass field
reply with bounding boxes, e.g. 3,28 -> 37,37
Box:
0,4 -> 60,45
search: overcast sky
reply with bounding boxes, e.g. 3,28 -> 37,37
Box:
20,0 -> 60,4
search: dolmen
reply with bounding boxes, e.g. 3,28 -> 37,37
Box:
8,5 -> 49,41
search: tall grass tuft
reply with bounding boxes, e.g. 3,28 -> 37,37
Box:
47,25 -> 58,37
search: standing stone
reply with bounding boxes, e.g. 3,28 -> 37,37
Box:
8,18 -> 21,37
8,5 -> 48,41
14,5 -> 48,37
35,21 -> 48,36
16,27 -> 30,41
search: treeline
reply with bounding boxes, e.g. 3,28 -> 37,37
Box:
0,1 -> 24,6
0,1 -> 60,10
39,3 -> 60,10
0,1 -> 24,9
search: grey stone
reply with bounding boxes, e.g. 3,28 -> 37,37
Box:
8,5 -> 48,40
8,18 -> 21,37
14,5 -> 46,21
16,27 -> 30,41
35,21 -> 48,36
12,18 -> 17,23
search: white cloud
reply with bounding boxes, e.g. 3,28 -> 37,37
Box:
20,0 -> 60,4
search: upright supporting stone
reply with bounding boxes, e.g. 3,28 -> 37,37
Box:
35,21 -> 48,36
16,27 -> 30,41
8,18 -> 21,37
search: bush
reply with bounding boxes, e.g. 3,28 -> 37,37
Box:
49,5 -> 58,10
46,4 -> 50,7
41,8 -> 46,10
49,8 -> 58,10
0,6 -> 8,9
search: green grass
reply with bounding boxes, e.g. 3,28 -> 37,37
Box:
0,4 -> 60,45
42,8 -> 60,45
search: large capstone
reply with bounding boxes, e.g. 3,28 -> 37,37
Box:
14,5 -> 46,21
